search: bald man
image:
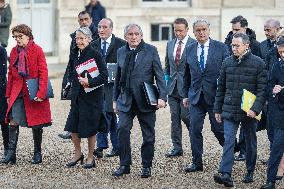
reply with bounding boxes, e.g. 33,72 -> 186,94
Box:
260,19 -> 281,59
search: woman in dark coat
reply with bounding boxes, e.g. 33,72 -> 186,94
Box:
261,37 -> 284,189
3,24 -> 52,165
65,27 -> 108,169
0,45 -> 9,159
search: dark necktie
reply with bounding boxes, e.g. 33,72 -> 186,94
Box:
175,40 -> 182,65
102,41 -> 107,56
199,44 -> 205,71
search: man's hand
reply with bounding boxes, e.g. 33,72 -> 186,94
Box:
183,98 -> 189,108
215,113 -> 222,123
7,98 -> 9,104
113,101 -> 117,114
78,73 -> 89,88
156,99 -> 166,109
247,110 -> 256,118
273,85 -> 284,95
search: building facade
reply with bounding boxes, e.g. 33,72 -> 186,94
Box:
7,0 -> 284,64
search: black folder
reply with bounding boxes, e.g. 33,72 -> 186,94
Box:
107,63 -> 117,83
26,78 -> 54,100
143,82 -> 159,106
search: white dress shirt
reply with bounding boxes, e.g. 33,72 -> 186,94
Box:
101,35 -> 112,54
173,35 -> 189,59
197,39 -> 210,66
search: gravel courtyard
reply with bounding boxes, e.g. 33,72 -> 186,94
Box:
0,78 -> 283,189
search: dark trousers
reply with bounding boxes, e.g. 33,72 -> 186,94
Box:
238,126 -> 246,155
96,112 -> 118,151
266,103 -> 275,149
267,128 -> 284,182
168,87 -> 190,151
117,102 -> 156,168
189,94 -> 224,166
219,118 -> 257,175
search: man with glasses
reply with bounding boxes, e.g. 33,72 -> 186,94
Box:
182,19 -> 228,173
213,33 -> 267,187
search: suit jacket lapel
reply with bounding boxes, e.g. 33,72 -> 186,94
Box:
192,42 -> 202,73
169,39 -> 175,63
134,47 -> 145,69
204,39 -> 214,72
105,34 -> 115,58
179,37 -> 192,64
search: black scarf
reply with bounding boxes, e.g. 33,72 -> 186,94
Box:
119,40 -> 145,94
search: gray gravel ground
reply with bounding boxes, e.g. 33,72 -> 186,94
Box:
0,78 -> 283,189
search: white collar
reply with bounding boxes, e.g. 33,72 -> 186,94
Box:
198,39 -> 210,48
176,35 -> 189,45
101,35 -> 112,44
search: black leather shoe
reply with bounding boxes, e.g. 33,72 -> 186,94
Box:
93,148 -> 103,158
58,132 -> 72,139
66,154 -> 84,168
234,153 -> 246,161
112,165 -> 130,177
140,167 -> 151,178
184,164 -> 203,173
260,182 -> 275,189
165,149 -> 183,158
213,173 -> 234,187
105,149 -> 119,157
83,159 -> 96,169
242,171 -> 254,183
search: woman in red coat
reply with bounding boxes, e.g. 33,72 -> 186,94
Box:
3,24 -> 52,165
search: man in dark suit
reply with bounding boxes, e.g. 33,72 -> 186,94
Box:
91,18 -> 126,158
182,19 -> 229,173
164,18 -> 195,158
59,10 -> 99,139
260,19 -> 281,59
112,24 -> 167,178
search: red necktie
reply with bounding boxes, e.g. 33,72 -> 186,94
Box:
175,40 -> 182,65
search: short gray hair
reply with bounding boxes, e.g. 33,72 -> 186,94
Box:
76,26 -> 92,40
99,18 -> 114,29
233,33 -> 250,45
193,19 -> 210,31
124,24 -> 143,36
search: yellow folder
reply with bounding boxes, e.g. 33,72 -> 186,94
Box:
241,89 -> 262,121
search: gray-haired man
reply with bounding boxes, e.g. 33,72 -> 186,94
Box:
182,19 -> 228,173
213,33 -> 267,187
112,24 -> 167,178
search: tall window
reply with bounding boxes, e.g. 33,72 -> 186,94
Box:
151,24 -> 174,41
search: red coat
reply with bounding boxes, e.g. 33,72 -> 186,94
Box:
5,42 -> 52,127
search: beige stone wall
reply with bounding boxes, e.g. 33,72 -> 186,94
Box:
8,0 -> 283,64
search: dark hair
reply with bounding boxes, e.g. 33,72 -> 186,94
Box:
230,15 -> 248,27
11,24 -> 33,39
233,33 -> 250,45
174,18 -> 188,28
276,36 -> 284,46
78,10 -> 91,18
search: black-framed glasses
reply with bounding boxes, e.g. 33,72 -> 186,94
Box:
12,34 -> 23,40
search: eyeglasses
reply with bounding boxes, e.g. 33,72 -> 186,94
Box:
12,34 -> 23,40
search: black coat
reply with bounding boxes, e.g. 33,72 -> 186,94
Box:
0,46 -> 7,122
224,28 -> 261,57
91,35 -> 126,112
114,43 -> 167,113
260,39 -> 275,60
214,52 -> 267,121
85,1 -> 106,27
65,44 -> 108,138
267,59 -> 284,130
